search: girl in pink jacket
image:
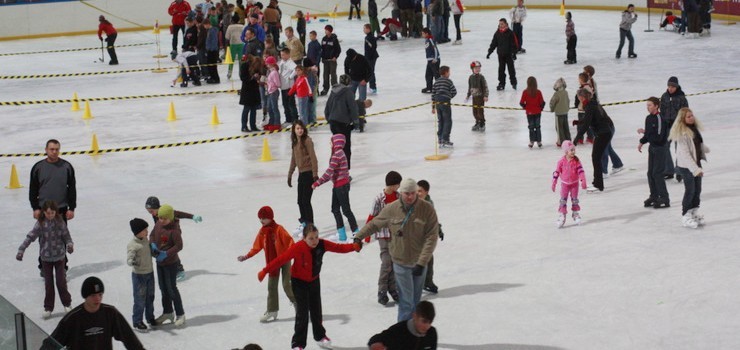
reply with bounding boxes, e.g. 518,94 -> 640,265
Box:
552,140 -> 587,228
265,56 -> 283,131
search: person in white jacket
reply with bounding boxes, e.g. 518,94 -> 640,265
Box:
279,48 -> 299,125
668,107 -> 709,229
509,0 -> 526,53
451,0 -> 464,45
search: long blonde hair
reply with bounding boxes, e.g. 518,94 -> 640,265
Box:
669,107 -> 703,141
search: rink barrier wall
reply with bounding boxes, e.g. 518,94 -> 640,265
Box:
0,102 -> 431,158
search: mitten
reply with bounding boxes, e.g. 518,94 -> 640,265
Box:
67,244 -> 74,254
412,264 -> 425,276
193,215 -> 203,223
156,251 -> 168,263
257,269 -> 267,282
353,238 -> 363,252
237,255 -> 247,262
16,252 -> 23,261
150,243 -> 159,255
486,52 -> 491,59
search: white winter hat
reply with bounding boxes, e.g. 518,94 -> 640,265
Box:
399,178 -> 418,193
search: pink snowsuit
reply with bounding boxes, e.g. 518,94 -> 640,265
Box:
552,155 -> 587,214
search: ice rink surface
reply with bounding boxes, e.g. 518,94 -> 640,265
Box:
1,8 -> 740,350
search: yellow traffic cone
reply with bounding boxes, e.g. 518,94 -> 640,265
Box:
176,76 -> 183,83
260,138 -> 273,162
70,93 -> 80,111
90,133 -> 100,156
560,0 -> 565,16
5,164 -> 23,189
223,46 -> 233,65
82,101 -> 93,120
210,105 -> 221,125
167,102 -> 177,122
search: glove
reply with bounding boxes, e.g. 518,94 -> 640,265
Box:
237,255 -> 247,262
412,264 -> 425,276
572,120 -> 579,126
156,251 -> 168,263
288,176 -> 293,187
67,245 -> 74,254
193,215 -> 203,223
353,238 -> 363,252
512,53 -> 517,61
486,52 -> 491,59
309,96 -> 314,103
16,252 -> 23,261
257,269 -> 267,282
150,243 -> 159,255
438,229 -> 444,241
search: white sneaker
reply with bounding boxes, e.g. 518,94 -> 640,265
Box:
64,306 -> 72,313
691,208 -> 705,226
174,315 -> 186,327
260,311 -> 277,323
556,213 -> 566,228
572,211 -> 582,225
317,336 -> 333,349
682,213 -> 699,229
42,310 -> 52,319
611,166 -> 624,175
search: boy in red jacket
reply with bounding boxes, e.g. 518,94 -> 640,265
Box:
237,206 -> 296,322
258,224 -> 360,350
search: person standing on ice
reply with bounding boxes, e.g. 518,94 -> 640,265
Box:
486,18 -> 518,91
669,107 -> 708,229
637,97 -> 670,209
168,0 -> 192,54
573,88 -> 614,193
509,0 -> 527,54
97,15 -> 118,65
552,141 -> 587,228
659,76 -> 689,181
615,4 -> 638,59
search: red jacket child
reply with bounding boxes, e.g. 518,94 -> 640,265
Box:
288,75 -> 312,98
239,207 -> 294,278
519,89 -> 545,115
258,238 -> 357,282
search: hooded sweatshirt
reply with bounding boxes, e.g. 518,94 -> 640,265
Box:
324,84 -> 359,125
313,134 -> 350,189
344,49 -> 372,82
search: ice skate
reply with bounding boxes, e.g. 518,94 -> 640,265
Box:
133,322 -> 149,333
628,53 -> 637,58
611,166 -> 624,175
643,197 -> 655,208
421,88 -> 432,94
336,227 -> 348,242
682,213 -> 699,229
479,123 -> 485,131
653,199 -> 670,209
174,315 -> 186,327
572,211 -> 582,225
441,140 -> 454,148
452,39 -> 462,45
42,310 -> 51,319
260,311 -> 277,323
176,270 -> 185,281
691,208 -> 705,226
317,336 -> 333,349
471,123 -> 481,131
423,283 -> 438,294
537,142 -> 543,148
556,213 -> 566,228
154,313 -> 174,325
292,222 -> 306,238
586,186 -> 603,193
496,84 -> 504,91
378,291 -> 389,306
64,306 -> 72,313
528,142 -> 534,149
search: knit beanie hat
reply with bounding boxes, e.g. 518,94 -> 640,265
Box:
129,218 -> 149,235
158,204 -> 175,220
145,196 -> 160,209
81,276 -> 104,298
399,178 -> 418,193
667,76 -> 679,87
339,74 -> 351,85
385,171 -> 402,186
561,140 -> 575,153
324,24 -> 333,32
258,206 -> 274,220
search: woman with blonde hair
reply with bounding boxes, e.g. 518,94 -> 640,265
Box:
669,107 -> 709,228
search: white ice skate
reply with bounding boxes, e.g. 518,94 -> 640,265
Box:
42,310 -> 51,319
292,223 -> 306,238
610,166 -> 625,175
556,213 -> 566,228
691,208 -> 705,226
317,337 -> 333,349
175,315 -> 186,327
572,211 -> 582,225
260,311 -> 277,323
586,186 -> 603,193
64,306 -> 72,313
682,213 -> 699,229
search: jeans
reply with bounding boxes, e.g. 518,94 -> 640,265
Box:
367,57 -> 377,90
377,239 -> 396,293
527,114 -> 542,142
297,171 -> 315,224
267,90 -> 281,125
497,54 -> 517,87
157,263 -> 184,316
350,80 -> 367,101
647,145 -> 669,201
296,96 -> 310,124
331,184 -> 358,231
329,121 -> 353,169
512,22 -> 523,49
453,14 -> 462,41
281,89 -> 298,123
42,260 -> 71,311
267,263 -> 295,312
171,25 -> 185,51
436,102 -> 452,142
567,34 -> 577,62
291,278 -> 326,348
132,272 -> 155,324
322,60 -> 338,92
206,50 -> 220,82
431,16 -> 444,41
393,263 -> 427,322
600,126 -> 623,173
442,13 -> 450,40
664,141 -> 676,175
425,60 -> 440,90
591,131 -> 613,190
616,28 -> 635,56
241,104 -> 258,130
675,167 -> 702,215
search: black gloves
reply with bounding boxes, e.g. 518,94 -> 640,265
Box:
412,264 -> 425,276
512,53 -> 517,61
309,96 -> 314,103
439,226 -> 444,241
486,52 -> 491,59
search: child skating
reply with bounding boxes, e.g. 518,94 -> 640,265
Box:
551,141 -> 588,228
549,77 -> 571,147
520,76 -> 545,148
466,61 -> 489,132
257,224 -> 361,350
127,218 -> 156,332
432,65 -> 457,147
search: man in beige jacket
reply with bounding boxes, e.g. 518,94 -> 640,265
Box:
284,26 -> 305,64
354,178 -> 438,322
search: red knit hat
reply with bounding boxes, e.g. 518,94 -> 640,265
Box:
258,206 -> 274,220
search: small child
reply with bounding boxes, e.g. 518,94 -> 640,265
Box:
356,98 -> 372,132
368,301 -> 438,349
466,60 -> 489,132
171,51 -> 202,88
127,218 -> 156,332
149,204 -> 186,327
552,141 -> 587,228
237,206 -> 296,322
302,57 -> 319,123
520,76 -> 545,148
312,134 -> 359,242
417,180 -> 443,294
366,171 -> 402,306
264,56 -> 283,131
549,77 -> 571,147
564,11 -> 577,64
257,224 -> 360,350
432,65 -> 457,147
288,65 -> 313,124
144,196 -> 202,281
573,72 -> 595,144
203,20 -> 220,84
380,18 -> 402,40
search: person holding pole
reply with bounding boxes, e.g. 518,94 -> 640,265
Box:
98,15 -> 118,65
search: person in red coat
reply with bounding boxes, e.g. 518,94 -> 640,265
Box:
258,224 -> 361,350
97,15 -> 118,65
168,0 -> 192,53
519,76 -> 545,148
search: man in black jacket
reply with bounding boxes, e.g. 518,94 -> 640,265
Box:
320,25 -> 341,96
486,18 -> 518,91
344,49 -> 372,102
638,97 -> 670,208
368,301 -> 438,350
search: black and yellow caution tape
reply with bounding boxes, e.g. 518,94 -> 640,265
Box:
0,102 -> 430,158
0,89 -> 238,106
1,62 -> 239,80
0,42 -> 153,57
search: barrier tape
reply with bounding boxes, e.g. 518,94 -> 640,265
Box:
0,89 -> 237,106
0,102 -> 429,158
1,61 -> 237,80
0,42 -> 153,57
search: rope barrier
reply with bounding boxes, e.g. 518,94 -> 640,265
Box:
0,42 -> 154,57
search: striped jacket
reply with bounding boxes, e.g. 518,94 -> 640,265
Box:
432,77 -> 457,102
313,134 -> 350,189
366,190 -> 399,239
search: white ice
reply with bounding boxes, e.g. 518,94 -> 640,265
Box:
2,9 -> 740,350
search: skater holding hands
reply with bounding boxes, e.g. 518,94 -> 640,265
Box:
552,141 -> 587,228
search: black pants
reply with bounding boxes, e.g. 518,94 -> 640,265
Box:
567,34 -> 577,62
322,60 -> 337,92
329,121 -> 353,169
171,25 -> 185,51
281,89 -> 298,123
206,50 -> 220,82
676,167 -> 702,215
453,14 -> 462,41
513,22 -> 523,49
616,28 -> 635,56
591,131 -> 613,190
497,54 -> 516,87
297,171 -> 315,224
157,263 -> 185,316
647,145 -> 669,202
425,60 -> 440,90
181,55 -> 201,83
527,114 -> 542,142
291,277 -> 326,349
349,2 -> 361,19
331,184 -> 358,231
367,57 -> 377,90
105,33 -> 118,63
39,207 -> 69,272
